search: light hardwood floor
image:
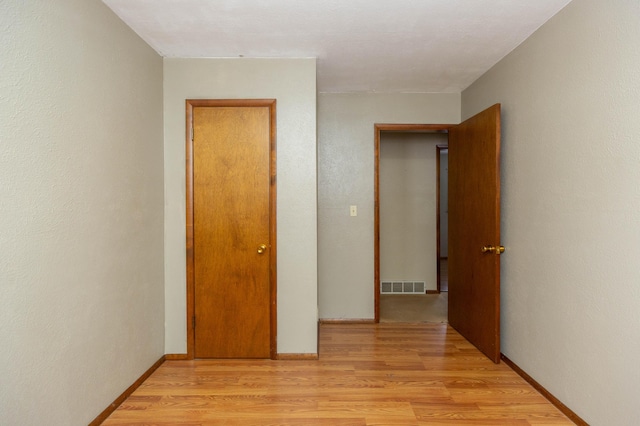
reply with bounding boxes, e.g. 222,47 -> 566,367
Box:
102,323 -> 574,425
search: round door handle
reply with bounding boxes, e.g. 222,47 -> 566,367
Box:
481,245 -> 505,255
257,244 -> 267,254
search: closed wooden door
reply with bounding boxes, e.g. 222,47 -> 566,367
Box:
187,100 -> 276,359
448,104 -> 502,363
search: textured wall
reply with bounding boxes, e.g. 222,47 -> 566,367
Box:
318,93 -> 459,319
163,58 -> 318,355
462,0 -> 640,424
0,1 -> 164,425
380,133 -> 447,290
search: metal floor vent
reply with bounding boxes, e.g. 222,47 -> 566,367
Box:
381,281 -> 426,294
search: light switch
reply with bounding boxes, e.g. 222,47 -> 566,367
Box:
350,205 -> 357,217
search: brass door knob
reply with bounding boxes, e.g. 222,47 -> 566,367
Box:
481,245 -> 505,255
257,244 -> 267,254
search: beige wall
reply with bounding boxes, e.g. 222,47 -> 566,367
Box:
0,1 -> 164,424
380,133 -> 447,290
318,93 -> 459,319
163,58 -> 318,355
462,0 -> 640,424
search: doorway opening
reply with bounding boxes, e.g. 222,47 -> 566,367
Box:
374,105 -> 501,362
374,124 -> 452,323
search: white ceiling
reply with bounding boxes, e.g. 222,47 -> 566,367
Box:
102,0 -> 572,93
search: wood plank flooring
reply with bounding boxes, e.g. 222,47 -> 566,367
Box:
102,323 -> 574,425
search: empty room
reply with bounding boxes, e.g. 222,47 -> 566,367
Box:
2,1 -> 639,425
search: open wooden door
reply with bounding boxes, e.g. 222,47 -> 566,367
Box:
448,104 -> 502,363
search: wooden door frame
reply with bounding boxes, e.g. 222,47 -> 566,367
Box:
374,123 -> 452,322
185,99 -> 277,359
436,144 -> 448,293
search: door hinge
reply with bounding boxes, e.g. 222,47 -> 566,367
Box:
191,125 -> 194,141
192,316 -> 196,329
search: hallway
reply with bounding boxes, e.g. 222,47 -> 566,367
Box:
380,259 -> 449,323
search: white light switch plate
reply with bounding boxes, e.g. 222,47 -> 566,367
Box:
350,205 -> 357,216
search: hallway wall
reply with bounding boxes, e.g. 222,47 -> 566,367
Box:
380,133 -> 447,291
